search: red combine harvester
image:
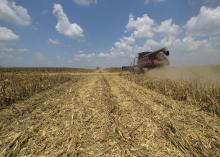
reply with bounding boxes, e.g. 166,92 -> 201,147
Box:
122,47 -> 170,73
138,47 -> 170,68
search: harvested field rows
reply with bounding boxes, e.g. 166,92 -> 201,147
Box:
0,73 -> 219,156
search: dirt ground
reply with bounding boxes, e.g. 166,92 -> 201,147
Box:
0,73 -> 219,157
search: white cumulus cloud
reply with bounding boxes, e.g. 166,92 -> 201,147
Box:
111,36 -> 136,55
156,19 -> 182,36
126,14 -> 155,38
145,0 -> 166,4
0,0 -> 31,26
186,6 -> 220,36
74,36 -> 136,67
0,26 -> 19,41
73,0 -> 97,6
48,38 -> 61,45
53,3 -> 84,39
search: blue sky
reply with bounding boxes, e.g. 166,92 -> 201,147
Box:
0,0 -> 220,67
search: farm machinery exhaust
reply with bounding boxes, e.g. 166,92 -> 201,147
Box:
122,47 -> 170,73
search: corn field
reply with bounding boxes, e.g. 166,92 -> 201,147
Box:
122,73 -> 220,116
0,73 -> 73,108
0,68 -> 219,156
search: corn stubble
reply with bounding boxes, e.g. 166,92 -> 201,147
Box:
0,68 -> 219,156
122,73 -> 220,116
0,73 -> 72,108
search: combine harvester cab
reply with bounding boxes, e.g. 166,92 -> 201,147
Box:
136,47 -> 170,73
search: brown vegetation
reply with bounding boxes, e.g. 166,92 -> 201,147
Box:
0,73 -> 74,108
121,66 -> 220,116
0,67 -> 94,73
104,67 -> 122,72
0,67 -> 219,156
